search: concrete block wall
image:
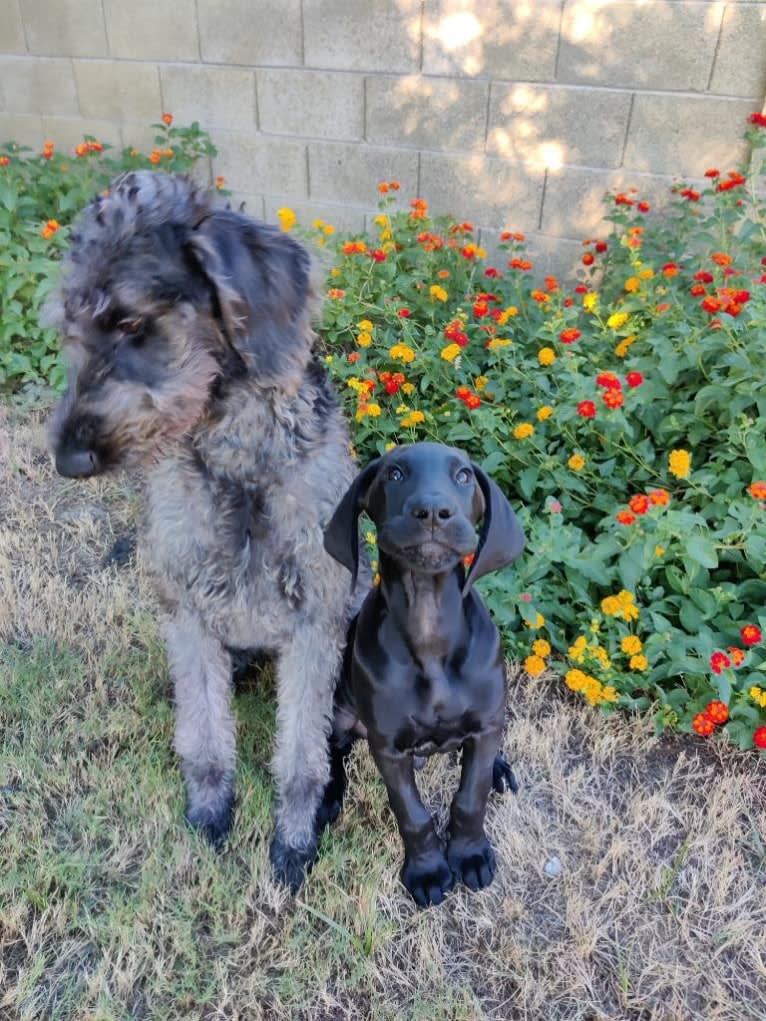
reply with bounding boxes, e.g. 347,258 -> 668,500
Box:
1,0 -> 764,277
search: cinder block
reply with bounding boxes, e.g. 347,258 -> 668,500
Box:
422,0 -> 561,80
103,0 -> 199,61
710,4 -> 766,99
541,166 -> 676,238
487,83 -> 631,169
419,151 -> 544,230
40,115 -> 122,153
212,132 -> 307,197
161,65 -> 255,133
303,0 -> 421,73
258,70 -> 364,141
21,0 -> 107,57
624,94 -> 753,176
120,120 -> 168,153
366,75 -> 488,150
75,60 -> 161,122
263,196 -> 368,234
558,1 -> 721,91
231,194 -> 265,220
0,1 -> 26,53
0,57 -> 78,116
307,141 -> 418,205
197,0 -> 301,65
0,113 -> 45,148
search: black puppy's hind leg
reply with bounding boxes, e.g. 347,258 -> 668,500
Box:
315,713 -> 358,832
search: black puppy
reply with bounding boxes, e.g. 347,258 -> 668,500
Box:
323,442 -> 525,907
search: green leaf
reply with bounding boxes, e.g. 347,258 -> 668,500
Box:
685,535 -> 718,570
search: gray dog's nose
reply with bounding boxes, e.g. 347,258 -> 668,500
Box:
55,448 -> 101,478
410,497 -> 456,524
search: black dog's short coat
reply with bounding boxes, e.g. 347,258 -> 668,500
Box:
323,442 -> 525,906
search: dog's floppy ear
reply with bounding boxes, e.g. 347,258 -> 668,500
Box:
463,463 -> 525,593
188,211 -> 312,389
324,458 -> 382,588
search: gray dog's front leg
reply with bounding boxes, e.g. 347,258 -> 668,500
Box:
370,746 -> 454,908
447,727 -> 503,891
164,610 -> 236,846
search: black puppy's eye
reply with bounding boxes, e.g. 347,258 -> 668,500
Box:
456,467 -> 473,484
118,318 -> 144,341
388,466 -> 404,482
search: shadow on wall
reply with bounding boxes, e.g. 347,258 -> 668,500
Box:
380,0 -> 763,241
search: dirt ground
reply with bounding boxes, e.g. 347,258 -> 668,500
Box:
1,405 -> 765,1021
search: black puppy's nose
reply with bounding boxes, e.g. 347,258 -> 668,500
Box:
411,497 -> 456,524
55,448 -> 101,478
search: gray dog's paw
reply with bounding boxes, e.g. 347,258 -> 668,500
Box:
401,851 -> 455,908
492,754 -> 519,795
270,835 -> 318,893
186,794 -> 234,849
447,837 -> 497,892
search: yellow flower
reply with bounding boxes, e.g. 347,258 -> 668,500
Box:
583,292 -> 598,312
607,311 -> 629,329
390,343 -> 415,363
525,613 -> 545,629
276,206 -> 296,231
615,335 -> 636,358
395,404 -> 408,414
565,669 -> 588,691
365,531 -> 377,545
355,402 -> 382,422
374,214 -> 389,228
497,306 -> 518,325
402,382 -> 415,396
475,376 -> 489,391
513,423 -> 534,440
624,277 -> 640,292
441,343 -> 462,363
323,224 -> 335,235
533,639 -> 551,658
621,635 -> 643,655
538,347 -> 556,366
486,338 -> 512,351
373,572 -> 381,586
568,636 -> 587,663
357,331 -> 372,348
430,284 -> 448,302
592,645 -> 611,669
639,268 -> 654,279
524,654 -> 546,678
312,218 -> 325,230
366,403 -> 381,417
568,453 -> 586,471
629,654 -> 648,671
384,441 -> 396,452
655,545 -> 665,557
536,406 -> 553,422
669,449 -> 691,479
331,267 -> 341,278
400,410 -> 425,428
357,319 -> 373,332
750,686 -> 766,708
601,686 -> 619,703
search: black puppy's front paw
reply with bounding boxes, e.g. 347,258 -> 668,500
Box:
270,834 -> 318,893
401,851 -> 455,908
186,792 -> 235,849
492,753 -> 519,795
447,837 -> 497,892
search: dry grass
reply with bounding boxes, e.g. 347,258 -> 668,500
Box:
1,404 -> 765,1021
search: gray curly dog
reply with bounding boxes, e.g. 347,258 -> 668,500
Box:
48,171 -> 363,890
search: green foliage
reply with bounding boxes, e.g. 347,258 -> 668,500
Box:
308,120 -> 766,747
0,118 -> 218,393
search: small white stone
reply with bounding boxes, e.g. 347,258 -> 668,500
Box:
544,856 -> 562,877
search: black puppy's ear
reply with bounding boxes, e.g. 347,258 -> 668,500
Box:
463,463 -> 525,593
188,211 -> 312,389
324,458 -> 382,588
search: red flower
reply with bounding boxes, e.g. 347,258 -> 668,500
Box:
694,271 -> 714,283
602,389 -> 624,409
705,701 -> 729,725
727,647 -> 746,667
701,296 -> 722,314
384,379 -> 399,395
656,302 -> 670,313
595,241 -> 608,254
637,201 -> 650,213
679,188 -> 700,202
740,624 -> 762,647
750,112 -> 766,128
500,230 -> 512,241
563,297 -> 574,308
616,510 -> 636,526
371,249 -> 387,262
577,400 -> 596,418
398,307 -> 410,318
0,156 -> 9,167
692,714 -> 715,737
649,488 -> 670,506
704,168 -> 720,178
484,267 -> 501,278
162,112 -> 173,126
560,328 -> 581,345
473,301 -> 489,317
455,386 -> 472,401
626,371 -> 644,388
582,252 -> 595,266
754,727 -> 766,750
690,284 -> 706,297
574,284 -> 588,294
662,262 -> 679,277
734,289 -> 751,304
465,394 -> 481,410
614,193 -> 635,206
508,257 -> 533,271
347,351 -> 360,364
710,651 -> 731,675
596,372 -> 621,390
629,494 -> 650,514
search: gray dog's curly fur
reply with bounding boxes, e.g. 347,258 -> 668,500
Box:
48,171 -> 364,889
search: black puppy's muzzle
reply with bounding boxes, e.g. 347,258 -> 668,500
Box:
407,493 -> 457,527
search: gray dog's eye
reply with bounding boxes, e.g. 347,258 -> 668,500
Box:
118,318 -> 144,338
456,467 -> 473,484
388,466 -> 403,482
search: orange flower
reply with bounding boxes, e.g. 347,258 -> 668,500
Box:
662,263 -> 679,277
74,142 -> 89,157
437,269 -> 450,279
748,481 -> 766,499
0,156 -> 9,167
692,713 -> 714,737
649,488 -> 670,506
215,175 -> 225,190
602,389 -> 624,409
378,182 -> 389,193
162,147 -> 173,158
327,288 -> 345,299
149,149 -> 162,165
727,647 -> 746,667
628,494 -> 650,514
531,290 -> 548,303
162,112 -> 173,126
616,510 -> 636,525
711,252 -> 732,267
41,218 -> 61,239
